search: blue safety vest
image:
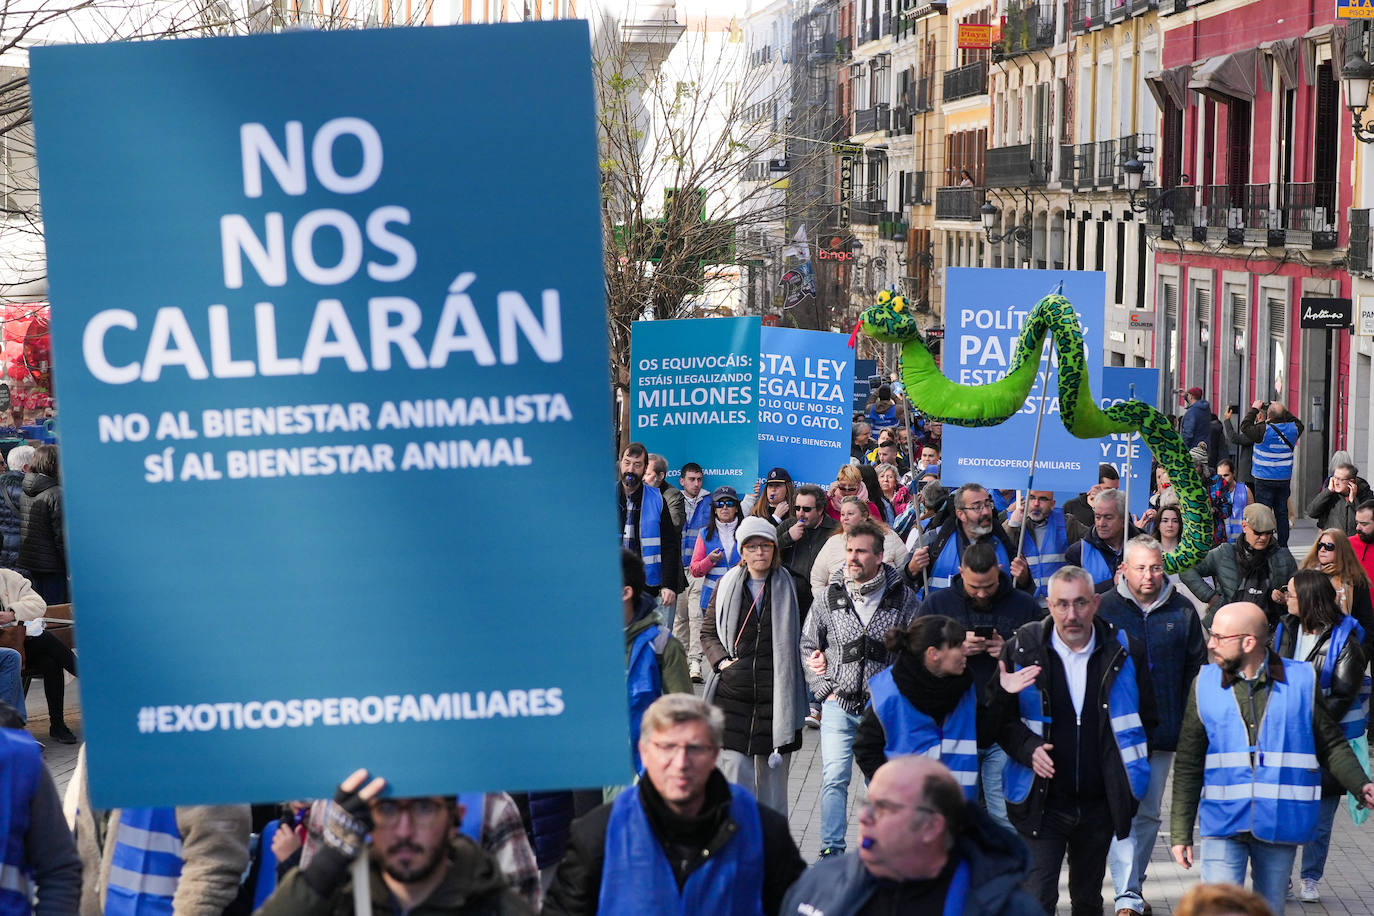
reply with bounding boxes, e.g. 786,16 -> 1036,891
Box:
625,485 -> 665,587
868,404 -> 898,430
1022,510 -> 1070,600
457,793 -> 486,841
1252,422 -> 1300,481
868,668 -> 980,799
1003,629 -> 1150,806
1197,659 -> 1321,844
627,625 -> 668,774
598,784 -> 765,916
1080,539 -> 1116,589
681,498 -> 710,570
697,530 -> 741,612
1212,479 -> 1248,542
106,807 -> 183,916
1275,615 -> 1371,742
929,534 -> 1009,593
0,729 -> 39,916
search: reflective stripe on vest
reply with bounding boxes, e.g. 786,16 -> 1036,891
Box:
457,793 -> 485,842
106,807 -> 183,916
1023,511 -> 1070,599
627,625 -> 665,774
0,729 -> 39,916
598,784 -> 765,916
698,531 -> 741,612
869,668 -> 980,799
929,535 -> 1009,592
1220,481 -> 1247,541
1252,423 -> 1299,480
638,486 -> 664,586
1002,629 -> 1149,804
1197,659 -> 1321,844
682,499 -> 711,568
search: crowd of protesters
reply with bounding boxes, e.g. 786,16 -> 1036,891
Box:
3,380 -> 1374,916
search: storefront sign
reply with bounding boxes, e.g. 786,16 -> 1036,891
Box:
1299,297 -> 1353,329
957,24 -> 994,48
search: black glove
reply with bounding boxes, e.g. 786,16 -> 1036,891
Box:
300,778 -> 376,897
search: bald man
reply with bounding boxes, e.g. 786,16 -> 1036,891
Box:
1170,602 -> 1374,914
781,756 -> 1041,916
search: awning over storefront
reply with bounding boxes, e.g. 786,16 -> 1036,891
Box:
1145,65 -> 1192,109
1189,49 -> 1258,103
1262,37 -> 1302,90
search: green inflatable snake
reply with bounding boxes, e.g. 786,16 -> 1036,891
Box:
857,289 -> 1210,573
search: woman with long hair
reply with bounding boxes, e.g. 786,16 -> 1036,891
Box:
1299,528 -> 1374,658
857,463 -> 894,525
1274,569 -> 1370,902
810,496 -> 908,596
1149,503 -> 1206,613
700,517 -> 806,816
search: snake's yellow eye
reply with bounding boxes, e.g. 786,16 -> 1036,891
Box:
893,299 -> 905,313
877,291 -> 890,303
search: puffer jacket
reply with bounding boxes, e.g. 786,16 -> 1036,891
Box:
1275,615 -> 1369,797
0,470 -> 23,572
18,472 -> 63,574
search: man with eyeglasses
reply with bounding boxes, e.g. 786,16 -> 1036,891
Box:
1349,500 -> 1374,610
987,565 -> 1156,916
905,483 -> 1015,596
258,769 -> 530,915
544,694 -> 804,916
1179,503 -> 1296,629
1306,461 -> 1372,536
1096,537 -> 1207,916
1169,601 -> 1374,915
781,756 -> 1041,916
777,483 -> 836,614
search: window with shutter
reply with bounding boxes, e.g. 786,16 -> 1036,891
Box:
1195,288 -> 1212,324
1164,282 -> 1178,320
1268,296 -> 1286,337
1231,291 -> 1247,334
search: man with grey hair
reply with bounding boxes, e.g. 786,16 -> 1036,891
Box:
1306,461 -> 1372,535
1065,487 -> 1133,593
0,445 -> 31,572
988,564 -> 1156,916
904,482 -> 1015,595
543,694 -> 804,916
1096,536 -> 1206,916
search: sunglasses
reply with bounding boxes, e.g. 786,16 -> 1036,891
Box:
717,501 -> 738,508
1318,541 -> 1338,551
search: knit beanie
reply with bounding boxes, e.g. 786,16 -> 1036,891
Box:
736,516 -> 778,547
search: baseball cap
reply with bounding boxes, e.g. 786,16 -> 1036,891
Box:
1187,386 -> 1204,400
765,467 -> 793,484
1242,503 -> 1276,533
710,486 -> 740,505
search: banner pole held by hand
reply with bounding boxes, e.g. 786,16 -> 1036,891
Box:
1123,382 -> 1135,556
352,854 -> 372,916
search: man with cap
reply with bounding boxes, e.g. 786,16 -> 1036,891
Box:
1180,387 -> 1211,452
688,486 -> 744,673
1170,601 -> 1374,915
1179,503 -> 1297,629
744,467 -> 795,523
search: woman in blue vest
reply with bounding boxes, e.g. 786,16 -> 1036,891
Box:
1275,569 -> 1371,902
688,487 -> 741,613
852,615 -> 984,797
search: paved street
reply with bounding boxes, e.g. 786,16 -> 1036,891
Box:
32,519 -> 1374,914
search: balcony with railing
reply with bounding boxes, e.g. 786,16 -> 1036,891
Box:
936,186 -> 987,220
852,198 -> 886,225
943,60 -> 988,102
987,142 -> 1050,187
1284,182 -> 1339,248
999,0 -> 1055,58
1119,133 -> 1155,186
909,172 -> 930,206
890,108 -> 913,135
1058,145 -> 1075,186
880,212 -> 909,241
1096,139 -> 1117,187
1351,209 -> 1371,273
853,104 -> 891,135
1075,143 -> 1096,190
914,76 -> 934,112
1070,0 -> 1088,32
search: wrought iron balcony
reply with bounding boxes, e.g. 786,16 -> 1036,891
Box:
1075,143 -> 1096,190
1351,209 -> 1371,273
1096,138 -> 1117,187
943,61 -> 988,102
853,104 -> 890,134
852,198 -> 886,225
935,186 -> 986,220
1000,0 -> 1056,57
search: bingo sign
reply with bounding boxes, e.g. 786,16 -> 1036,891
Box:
941,269 -> 1106,491
758,326 -> 853,486
1100,367 -> 1159,520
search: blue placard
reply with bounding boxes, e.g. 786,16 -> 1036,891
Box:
853,358 -> 878,414
630,317 -> 759,491
759,327 -> 854,486
940,269 -> 1106,492
30,24 -> 629,807
1101,367 -> 1160,521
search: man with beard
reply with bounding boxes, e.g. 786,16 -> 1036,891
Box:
1065,488 -> 1135,593
1169,602 -> 1374,915
914,542 -> 1038,830
801,519 -> 921,858
1097,537 -> 1207,916
905,483 -> 1015,596
258,770 -> 530,915
1005,490 -> 1089,606
777,484 -> 836,614
1179,503 -> 1297,629
1350,501 -> 1374,607
617,442 -> 683,611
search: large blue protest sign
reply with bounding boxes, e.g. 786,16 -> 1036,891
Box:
759,327 -> 853,486
631,317 -> 759,491
1101,367 -> 1160,520
941,269 -> 1106,492
853,358 -> 878,414
30,24 -> 628,807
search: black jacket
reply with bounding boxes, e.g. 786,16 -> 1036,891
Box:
541,772 -> 804,916
1276,614 -> 1370,797
17,472 -> 63,574
916,570 -> 1041,701
776,513 -> 837,611
987,615 -> 1158,840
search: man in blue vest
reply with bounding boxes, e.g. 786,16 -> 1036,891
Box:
781,756 -> 1042,916
623,548 -> 692,774
988,565 -> 1156,916
1098,537 -> 1207,916
1005,489 -> 1088,606
1211,459 -> 1252,543
905,483 -> 1015,596
0,701 -> 80,914
1065,488 -> 1134,593
542,694 -> 805,916
1169,601 -> 1374,915
617,442 -> 683,609
1239,400 -> 1304,548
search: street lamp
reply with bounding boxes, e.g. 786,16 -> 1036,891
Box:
980,202 -> 1031,244
1342,52 -> 1374,144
